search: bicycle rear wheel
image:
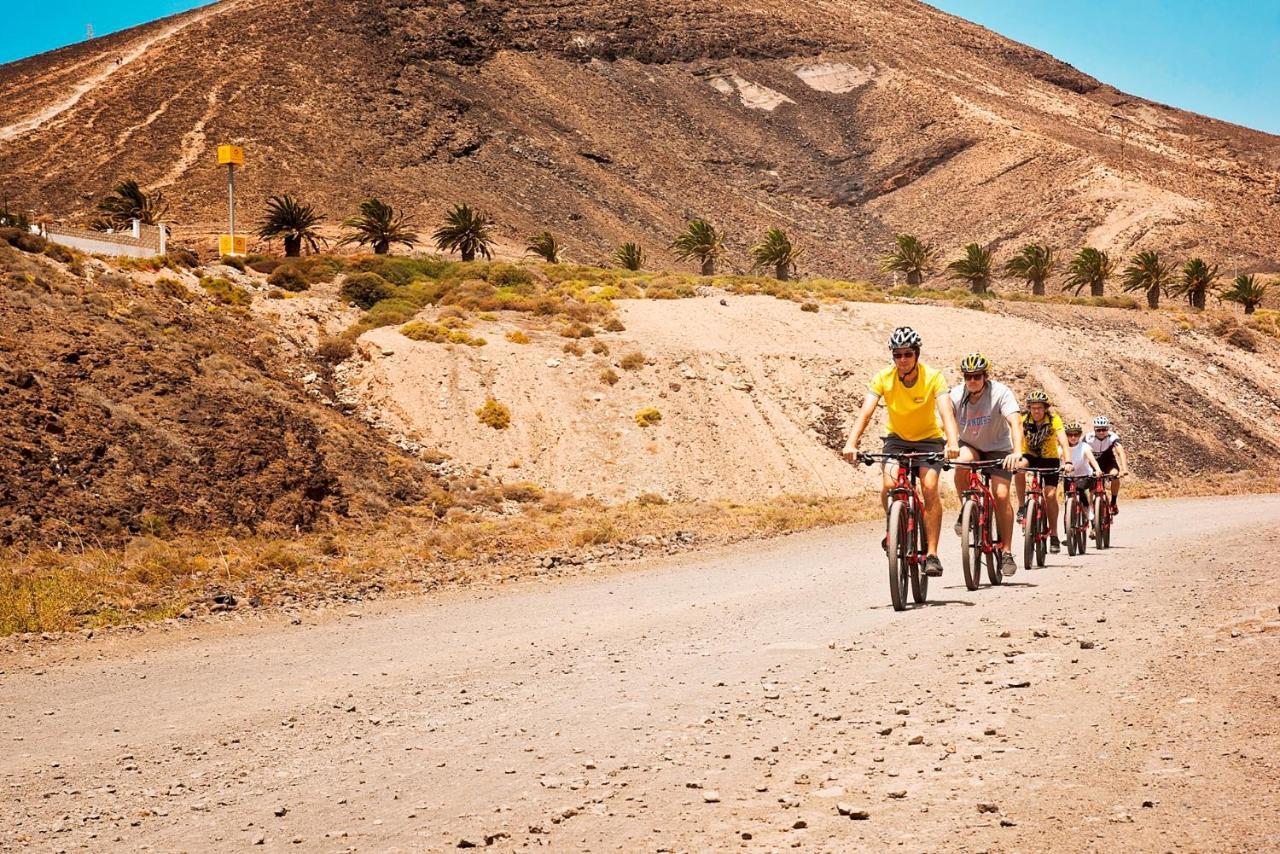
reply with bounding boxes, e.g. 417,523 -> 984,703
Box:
1077,499 -> 1088,555
986,503 -> 1002,585
1065,497 -> 1079,556
910,508 -> 928,603
960,500 -> 981,591
1101,501 -> 1112,549
887,501 -> 909,611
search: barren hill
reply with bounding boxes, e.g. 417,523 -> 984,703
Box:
3,0 -> 1280,276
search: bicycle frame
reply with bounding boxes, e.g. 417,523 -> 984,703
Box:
954,461 -> 1003,554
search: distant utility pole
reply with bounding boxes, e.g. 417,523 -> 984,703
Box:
86,24 -> 94,40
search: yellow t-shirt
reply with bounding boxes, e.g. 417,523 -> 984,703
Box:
868,363 -> 948,441
1022,412 -> 1064,458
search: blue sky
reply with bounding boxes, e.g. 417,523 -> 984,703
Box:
929,0 -> 1280,134
2,1 -> 1278,135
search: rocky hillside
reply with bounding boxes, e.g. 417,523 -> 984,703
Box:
0,236 -> 432,546
2,0 -> 1280,276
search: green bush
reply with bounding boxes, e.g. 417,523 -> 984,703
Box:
351,255 -> 451,285
400,320 -> 485,346
247,254 -> 283,274
199,276 -> 251,306
487,263 -> 534,288
154,276 -> 190,300
316,336 -> 354,363
220,255 -> 246,272
340,272 -> 396,309
268,264 -> 310,292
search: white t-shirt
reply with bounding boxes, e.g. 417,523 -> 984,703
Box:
1068,440 -> 1094,477
1086,430 -> 1121,455
950,379 -> 1020,453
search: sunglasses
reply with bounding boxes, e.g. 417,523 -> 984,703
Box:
963,372 -> 986,381
891,350 -> 916,360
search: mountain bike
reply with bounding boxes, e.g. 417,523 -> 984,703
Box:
1021,467 -> 1057,570
953,460 -> 1006,590
1091,474 -> 1122,549
857,452 -> 942,611
1063,476 -> 1093,557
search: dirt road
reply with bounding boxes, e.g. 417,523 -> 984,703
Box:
4,495 -> 1279,852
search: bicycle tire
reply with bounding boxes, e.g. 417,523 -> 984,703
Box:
1065,497 -> 1079,556
1077,499 -> 1088,555
910,506 -> 928,603
1102,502 -> 1112,549
1092,495 -> 1106,548
1035,508 -> 1047,567
986,504 -> 1002,585
1023,501 -> 1036,571
887,501 -> 909,611
960,499 -> 981,591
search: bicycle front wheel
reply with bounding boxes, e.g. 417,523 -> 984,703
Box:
1065,497 -> 1079,556
960,500 -> 981,591
910,506 -> 928,603
1077,499 -> 1089,555
887,501 -> 909,611
1035,506 -> 1048,567
1023,501 -> 1037,571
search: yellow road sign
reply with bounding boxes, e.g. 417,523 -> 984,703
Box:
217,144 -> 244,166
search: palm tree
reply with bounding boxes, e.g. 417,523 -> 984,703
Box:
1121,250 -> 1175,309
525,231 -> 561,263
432,203 -> 494,262
340,198 -> 419,255
1063,247 -> 1114,297
749,228 -> 801,281
1220,273 -> 1267,314
95,178 -> 167,230
1003,244 -> 1055,296
257,195 -> 326,257
1170,257 -> 1219,310
880,234 -> 938,286
946,243 -> 994,294
670,219 -> 725,276
614,242 -> 646,271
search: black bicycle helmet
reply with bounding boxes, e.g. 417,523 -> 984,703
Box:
888,326 -> 922,350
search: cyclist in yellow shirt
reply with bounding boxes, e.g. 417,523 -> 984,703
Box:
843,327 -> 960,577
1014,389 -> 1071,554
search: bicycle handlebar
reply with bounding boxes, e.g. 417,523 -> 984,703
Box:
948,459 -> 1006,470
855,451 -> 944,467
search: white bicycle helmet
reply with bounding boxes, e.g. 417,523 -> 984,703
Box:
888,326 -> 922,350
1092,415 -> 1111,428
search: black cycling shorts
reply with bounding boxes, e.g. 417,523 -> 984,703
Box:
1096,449 -> 1119,473
1023,455 -> 1061,488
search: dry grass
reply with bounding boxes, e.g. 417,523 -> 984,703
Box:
5,472 -> 1277,637
476,398 -> 511,429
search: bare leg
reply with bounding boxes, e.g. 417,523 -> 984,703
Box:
1046,489 -> 1060,537
1014,472 -> 1027,515
920,467 -> 942,555
992,477 -> 1013,549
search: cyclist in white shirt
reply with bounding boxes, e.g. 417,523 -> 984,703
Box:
1086,416 -> 1129,514
1063,421 -> 1103,532
948,353 -> 1022,577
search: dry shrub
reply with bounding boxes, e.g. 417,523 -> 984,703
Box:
154,276 -> 190,300
574,520 -> 618,546
619,351 -> 646,371
560,322 -> 595,338
506,330 -> 531,344
316,336 -> 354,364
603,318 -> 626,332
501,482 -> 544,503
476,398 -> 511,429
635,492 -> 667,506
563,341 -> 583,356
400,321 -> 486,346
600,368 -> 620,386
1146,327 -> 1172,344
800,302 -> 819,312
1225,326 -> 1257,351
634,407 -> 662,427
591,340 -> 609,355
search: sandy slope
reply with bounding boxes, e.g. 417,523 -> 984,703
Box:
2,494 -> 1277,851
336,293 -> 1280,501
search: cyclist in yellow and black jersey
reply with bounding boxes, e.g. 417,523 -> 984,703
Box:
1015,390 -> 1071,554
